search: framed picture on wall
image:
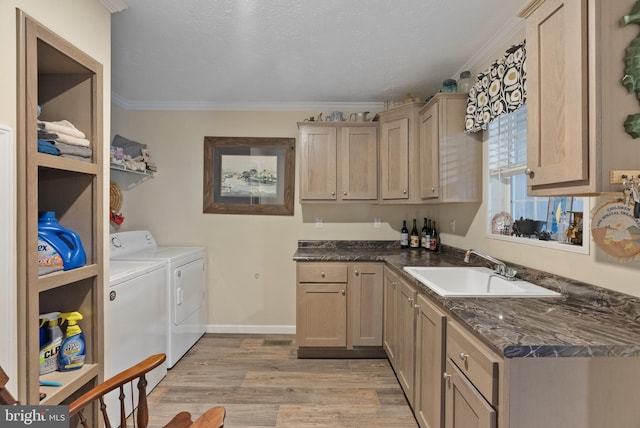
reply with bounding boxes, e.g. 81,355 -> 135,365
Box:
203,136 -> 295,215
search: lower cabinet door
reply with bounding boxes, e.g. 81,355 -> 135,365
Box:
444,359 -> 496,428
396,279 -> 417,406
296,283 -> 347,347
349,263 -> 383,347
414,294 -> 446,428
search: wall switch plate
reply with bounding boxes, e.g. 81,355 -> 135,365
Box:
315,217 -> 323,228
450,219 -> 456,233
374,218 -> 381,229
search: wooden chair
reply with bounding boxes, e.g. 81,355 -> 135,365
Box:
1,354 -> 225,428
0,364 -> 19,405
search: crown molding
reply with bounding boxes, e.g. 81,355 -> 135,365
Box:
517,0 -> 543,19
98,0 -> 128,13
453,14 -> 526,79
111,92 -> 385,112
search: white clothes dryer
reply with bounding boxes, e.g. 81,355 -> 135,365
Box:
110,230 -> 207,368
107,259 -> 168,424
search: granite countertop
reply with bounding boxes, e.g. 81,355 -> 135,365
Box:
293,240 -> 640,359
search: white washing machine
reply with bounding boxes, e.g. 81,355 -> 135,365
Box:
110,230 -> 207,368
107,259 -> 168,425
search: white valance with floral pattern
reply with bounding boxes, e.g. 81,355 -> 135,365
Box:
464,42 -> 526,133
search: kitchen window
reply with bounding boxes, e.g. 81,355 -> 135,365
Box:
487,105 -> 588,253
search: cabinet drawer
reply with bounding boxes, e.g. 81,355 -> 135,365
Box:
446,321 -> 500,406
297,263 -> 348,283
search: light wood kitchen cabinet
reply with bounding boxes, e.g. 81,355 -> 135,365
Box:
419,94 -> 482,203
414,293 -> 446,428
349,263 -> 384,347
296,262 -> 384,353
395,277 -> 418,407
520,0 -> 640,195
378,102 -> 425,203
16,10 -> 104,411
444,320 -> 499,428
345,262 -> 640,427
296,263 -> 348,347
383,268 -> 399,367
298,123 -> 378,202
384,269 -> 447,422
444,360 -> 496,428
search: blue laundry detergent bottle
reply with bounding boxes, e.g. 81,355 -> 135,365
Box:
37,211 -> 86,275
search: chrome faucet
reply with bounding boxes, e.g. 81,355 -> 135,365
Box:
464,249 -> 517,280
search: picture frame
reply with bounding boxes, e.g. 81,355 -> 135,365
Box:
203,136 -> 295,215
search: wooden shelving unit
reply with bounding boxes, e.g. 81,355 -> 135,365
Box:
16,10 -> 104,412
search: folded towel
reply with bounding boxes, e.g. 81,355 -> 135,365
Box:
37,129 -> 58,140
61,154 -> 91,163
38,120 -> 86,139
112,134 -> 146,158
38,139 -> 60,155
54,141 -> 92,158
55,133 -> 91,148
124,159 -> 146,172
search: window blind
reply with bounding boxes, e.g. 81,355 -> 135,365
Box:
488,105 -> 527,178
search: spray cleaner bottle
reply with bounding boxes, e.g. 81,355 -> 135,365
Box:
39,312 -> 63,375
59,312 -> 85,371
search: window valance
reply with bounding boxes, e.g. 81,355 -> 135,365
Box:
465,41 -> 527,133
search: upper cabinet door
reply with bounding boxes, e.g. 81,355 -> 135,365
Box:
419,102 -> 440,199
380,118 -> 410,200
299,126 -> 337,200
341,126 -> 378,200
524,0 -> 589,189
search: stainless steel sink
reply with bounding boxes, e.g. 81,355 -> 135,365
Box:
403,266 -> 562,298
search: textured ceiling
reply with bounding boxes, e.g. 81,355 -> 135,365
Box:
111,0 -> 528,109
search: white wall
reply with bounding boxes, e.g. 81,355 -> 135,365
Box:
0,0 -> 111,394
111,104 -> 640,335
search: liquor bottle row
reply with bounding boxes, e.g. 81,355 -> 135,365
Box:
400,218 -> 440,252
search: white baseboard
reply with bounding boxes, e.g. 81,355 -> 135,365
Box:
206,324 -> 296,335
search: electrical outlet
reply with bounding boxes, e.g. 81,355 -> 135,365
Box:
374,218 -> 381,229
315,217 -> 323,228
450,219 -> 456,233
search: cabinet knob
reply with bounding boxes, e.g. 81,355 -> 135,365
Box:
525,168 -> 535,179
443,372 -> 451,381
459,352 -> 468,361
331,191 -> 336,196
408,297 -> 414,303
354,270 -> 359,276
414,304 -> 420,309
431,187 -> 435,192
343,191 -> 348,196
341,289 -> 346,296
403,189 -> 407,194
321,272 -> 325,278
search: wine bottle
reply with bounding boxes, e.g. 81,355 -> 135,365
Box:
426,219 -> 432,250
430,220 -> 439,252
421,218 -> 428,249
400,220 -> 409,249
410,219 -> 420,249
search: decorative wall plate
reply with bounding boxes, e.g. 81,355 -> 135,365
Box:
491,211 -> 513,235
591,201 -> 640,261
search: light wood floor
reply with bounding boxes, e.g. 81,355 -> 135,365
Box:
145,334 -> 418,427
